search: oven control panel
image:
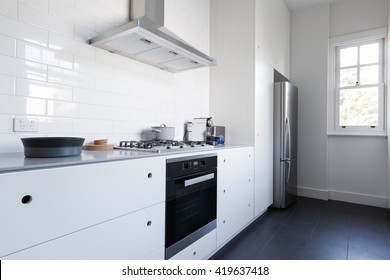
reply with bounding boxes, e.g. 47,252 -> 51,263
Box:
166,154 -> 217,178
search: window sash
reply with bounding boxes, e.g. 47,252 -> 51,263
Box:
335,83 -> 385,131
327,27 -> 387,136
335,38 -> 384,88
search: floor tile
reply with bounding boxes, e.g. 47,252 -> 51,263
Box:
301,232 -> 348,260
211,197 -> 390,260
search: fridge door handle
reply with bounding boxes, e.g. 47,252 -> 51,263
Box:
285,160 -> 291,185
284,117 -> 291,160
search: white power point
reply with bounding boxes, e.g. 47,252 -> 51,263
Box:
13,117 -> 39,132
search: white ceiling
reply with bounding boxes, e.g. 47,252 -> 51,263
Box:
284,0 -> 345,11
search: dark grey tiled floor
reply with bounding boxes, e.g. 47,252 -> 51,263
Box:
210,197 -> 390,260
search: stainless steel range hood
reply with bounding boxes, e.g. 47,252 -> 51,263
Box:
89,0 -> 216,73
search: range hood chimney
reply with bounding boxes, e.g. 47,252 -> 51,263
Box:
89,0 -> 216,73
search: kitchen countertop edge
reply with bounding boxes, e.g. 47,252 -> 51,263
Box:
0,145 -> 253,173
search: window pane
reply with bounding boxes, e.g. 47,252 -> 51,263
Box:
339,67 -> 357,86
360,43 -> 379,64
360,65 -> 379,85
340,46 -> 357,67
339,87 -> 378,126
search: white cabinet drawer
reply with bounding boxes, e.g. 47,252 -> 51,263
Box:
218,147 -> 254,180
218,171 -> 254,211
0,157 -> 165,257
4,202 -> 165,260
169,230 -> 216,260
217,171 -> 254,241
217,199 -> 254,247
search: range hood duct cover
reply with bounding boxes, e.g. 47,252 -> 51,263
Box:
89,0 -> 216,73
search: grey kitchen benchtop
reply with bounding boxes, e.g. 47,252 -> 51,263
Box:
0,145 -> 252,173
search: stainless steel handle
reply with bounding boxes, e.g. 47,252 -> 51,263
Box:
284,117 -> 291,160
184,173 -> 214,187
285,161 -> 291,185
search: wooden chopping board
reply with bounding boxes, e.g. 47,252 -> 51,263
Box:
83,144 -> 114,151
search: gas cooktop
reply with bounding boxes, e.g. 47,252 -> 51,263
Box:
114,140 -> 215,153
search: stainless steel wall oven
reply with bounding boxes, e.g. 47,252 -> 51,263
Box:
165,154 -> 217,259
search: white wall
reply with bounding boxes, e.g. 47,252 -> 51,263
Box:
291,0 -> 389,207
0,0 -> 211,153
291,4 -> 329,199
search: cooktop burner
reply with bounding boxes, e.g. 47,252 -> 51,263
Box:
114,140 -> 214,153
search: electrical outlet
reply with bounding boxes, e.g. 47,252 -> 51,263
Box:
13,117 -> 39,132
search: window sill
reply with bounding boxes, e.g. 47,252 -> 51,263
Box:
328,131 -> 387,137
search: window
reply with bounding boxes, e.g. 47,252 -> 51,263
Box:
328,28 -> 387,135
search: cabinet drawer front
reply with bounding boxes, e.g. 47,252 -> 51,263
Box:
218,171 -> 254,212
217,199 -> 254,247
0,157 -> 165,257
218,147 -> 254,180
4,203 -> 165,260
169,229 -> 216,260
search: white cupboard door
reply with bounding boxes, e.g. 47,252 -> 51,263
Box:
0,157 -> 165,257
217,172 -> 254,247
3,203 -> 165,260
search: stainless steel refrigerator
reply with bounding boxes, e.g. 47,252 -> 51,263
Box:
273,81 -> 298,208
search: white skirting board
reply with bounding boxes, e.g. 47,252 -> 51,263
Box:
297,186 -> 389,208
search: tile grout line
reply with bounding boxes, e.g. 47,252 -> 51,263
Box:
298,211 -> 321,260
346,212 -> 352,260
255,205 -> 299,258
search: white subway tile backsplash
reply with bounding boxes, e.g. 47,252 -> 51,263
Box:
0,54 -> 47,81
74,25 -> 98,43
48,66 -> 95,88
95,77 -> 130,95
0,115 -> 14,133
0,75 -> 15,95
47,100 -> 94,118
0,14 -> 48,47
19,0 -> 49,12
0,0 -> 17,19
49,32 -> 95,60
35,116 -> 73,133
114,15 -> 129,27
75,0 -> 115,26
93,105 -> 131,121
95,18 -> 115,35
96,0 -> 129,20
74,56 -> 114,77
49,0 -> 95,31
0,0 -> 210,152
55,0 -> 74,7
17,41 -> 73,69
19,3 -> 74,39
73,118 -> 113,134
0,34 -> 16,57
0,93 -> 46,115
95,49 -> 130,71
16,78 -> 73,101
74,87 -> 131,108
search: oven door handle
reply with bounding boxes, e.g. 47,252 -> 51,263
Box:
184,173 -> 215,187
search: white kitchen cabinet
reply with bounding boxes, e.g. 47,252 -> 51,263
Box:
217,147 -> 254,247
4,202 -> 165,260
0,156 -> 165,258
169,230 -> 217,260
210,0 -> 286,219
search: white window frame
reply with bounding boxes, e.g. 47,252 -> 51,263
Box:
328,27 -> 387,136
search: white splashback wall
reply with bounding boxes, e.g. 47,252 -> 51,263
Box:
0,0 -> 211,153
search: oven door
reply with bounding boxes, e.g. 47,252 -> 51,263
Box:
165,168 -> 217,259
